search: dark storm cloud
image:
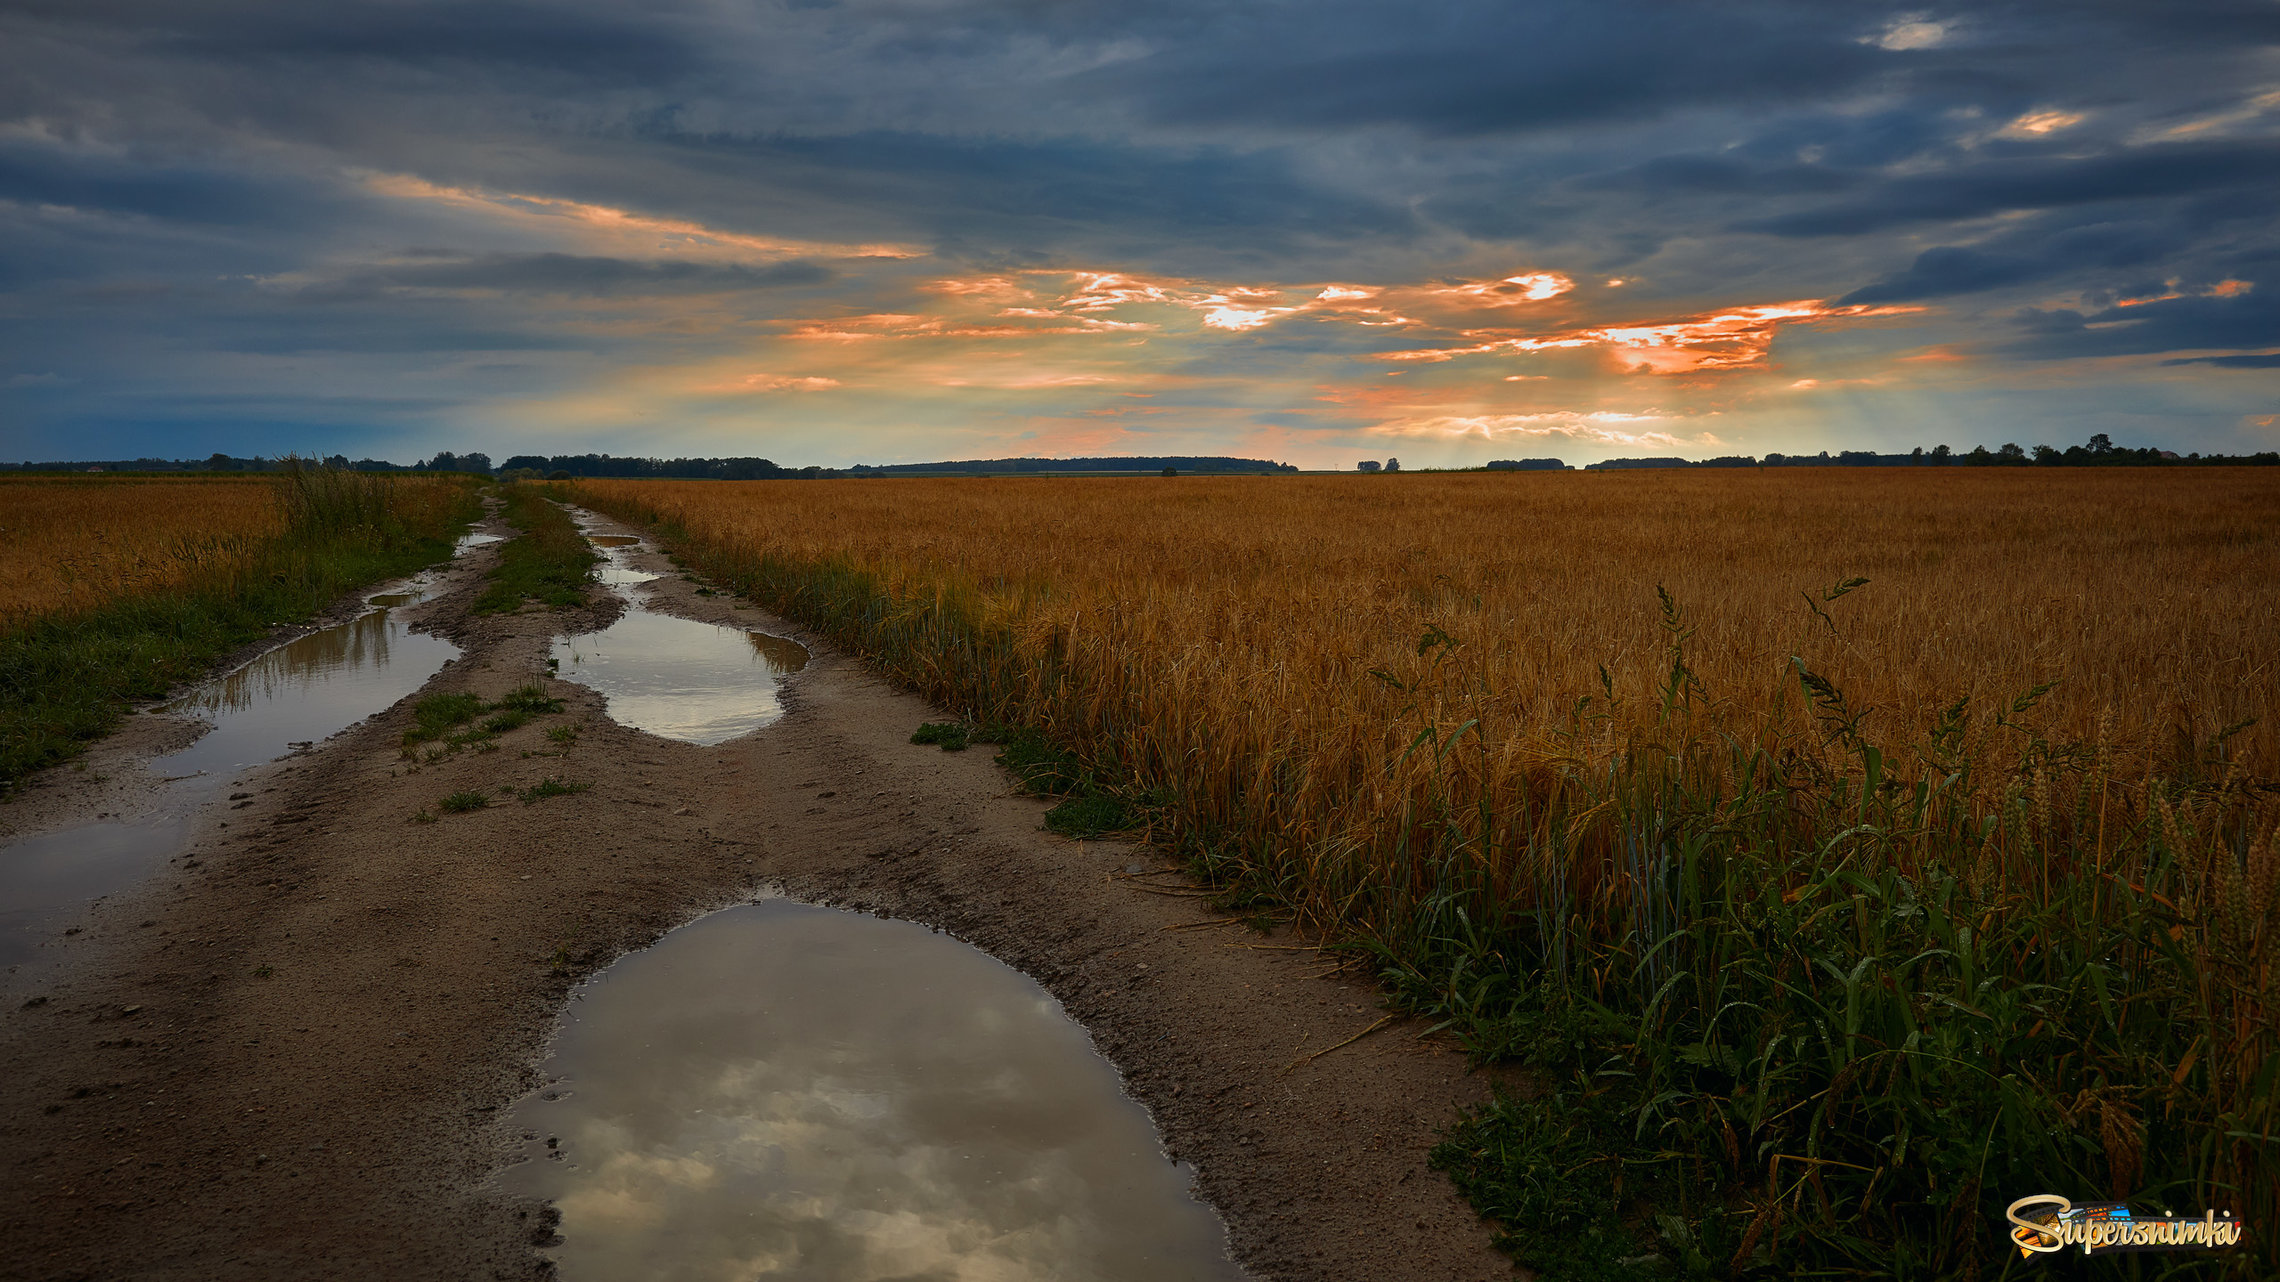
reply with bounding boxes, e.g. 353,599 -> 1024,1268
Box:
635,130 -> 1419,258
1840,222 -> 2187,304
325,253 -> 833,298
2162,352 -> 2280,368
6,0 -> 705,82
0,142 -> 321,228
1738,138 -> 2280,239
2005,290 -> 2280,360
1092,3 -> 1887,136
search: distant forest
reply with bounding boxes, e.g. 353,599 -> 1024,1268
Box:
5,436 -> 2272,475
1496,434 -> 2278,470
1,452 -> 1299,477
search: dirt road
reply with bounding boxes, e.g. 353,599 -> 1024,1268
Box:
0,508 -> 1511,1281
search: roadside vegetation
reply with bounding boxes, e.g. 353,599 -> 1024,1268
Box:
0,465 -> 476,789
471,484 -> 595,614
913,720 -> 1141,835
400,685 -> 567,763
576,470 -> 2278,1277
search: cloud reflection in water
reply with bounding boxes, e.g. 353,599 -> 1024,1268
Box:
504,901 -> 1243,1282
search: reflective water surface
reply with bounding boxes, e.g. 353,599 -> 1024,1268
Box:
586,532 -> 660,586
1,597 -> 460,972
503,902 -> 1244,1282
0,816 -> 190,969
157,609 -> 459,779
549,612 -> 806,745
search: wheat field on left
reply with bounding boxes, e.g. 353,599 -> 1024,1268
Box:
0,477 -> 285,624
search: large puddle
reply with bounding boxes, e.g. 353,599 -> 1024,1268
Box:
0,575 -> 467,972
155,609 -> 459,780
549,614 -> 805,745
549,517 -> 807,745
503,901 -> 1244,1282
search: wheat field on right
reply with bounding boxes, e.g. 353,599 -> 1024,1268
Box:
581,465 -> 2280,1276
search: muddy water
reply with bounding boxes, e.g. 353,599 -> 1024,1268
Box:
548,519 -> 806,744
549,613 -> 806,745
503,901 -> 1245,1282
0,602 -> 460,972
583,531 -> 659,587
156,609 -> 459,779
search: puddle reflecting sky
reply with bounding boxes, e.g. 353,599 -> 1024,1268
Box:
504,902 -> 1244,1282
158,609 -> 459,778
587,533 -> 660,586
0,813 -> 190,969
1,603 -> 459,974
550,612 -> 805,745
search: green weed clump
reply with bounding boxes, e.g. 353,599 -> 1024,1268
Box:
516,777 -> 589,805
910,719 -> 1138,834
493,684 -> 567,714
438,790 -> 489,813
405,692 -> 485,743
1043,793 -> 1138,836
402,685 -> 571,756
472,486 -> 597,614
0,462 -> 477,788
911,721 -> 970,751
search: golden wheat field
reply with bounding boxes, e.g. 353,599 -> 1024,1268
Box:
582,468 -> 2280,781
0,476 -> 287,623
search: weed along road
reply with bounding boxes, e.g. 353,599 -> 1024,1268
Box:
0,503 -> 1509,1281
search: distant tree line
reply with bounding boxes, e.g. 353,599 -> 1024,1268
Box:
852,455 -> 1299,475
497,454 -> 795,479
1488,435 -> 2279,472
0,452 -> 496,474
4,452 -> 1301,478
9,437 -> 2269,477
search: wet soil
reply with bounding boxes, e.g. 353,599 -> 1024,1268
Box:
0,508 -> 1512,1281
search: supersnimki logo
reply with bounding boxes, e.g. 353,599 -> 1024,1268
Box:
2006,1195 -> 2246,1257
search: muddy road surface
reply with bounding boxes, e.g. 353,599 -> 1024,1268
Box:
0,507 -> 1511,1281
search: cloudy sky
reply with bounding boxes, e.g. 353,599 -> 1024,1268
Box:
3,1 -> 2277,468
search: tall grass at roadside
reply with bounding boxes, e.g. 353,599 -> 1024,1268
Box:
0,464 -> 476,787
472,484 -> 595,614
575,472 -> 2278,1276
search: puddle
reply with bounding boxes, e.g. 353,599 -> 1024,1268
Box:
456,531 -> 507,553
549,612 -> 805,745
0,817 -> 191,970
585,533 -> 658,587
503,901 -> 1244,1282
595,561 -> 658,588
1,573 -> 465,973
155,610 -> 458,779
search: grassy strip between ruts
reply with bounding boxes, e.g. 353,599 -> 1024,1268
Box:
471,484 -> 596,614
0,466 -> 478,790
579,485 -> 2278,1281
